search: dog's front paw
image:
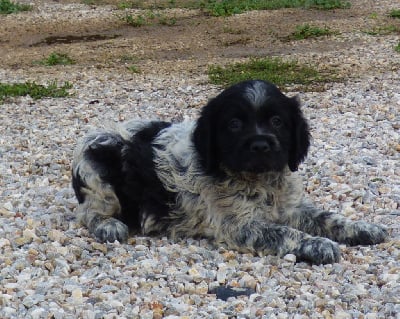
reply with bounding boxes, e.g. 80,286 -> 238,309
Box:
92,217 -> 129,243
294,237 -> 341,265
343,221 -> 388,246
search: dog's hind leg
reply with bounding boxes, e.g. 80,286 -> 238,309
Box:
72,131 -> 129,242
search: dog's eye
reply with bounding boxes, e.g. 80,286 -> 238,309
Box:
228,118 -> 243,132
270,116 -> 282,128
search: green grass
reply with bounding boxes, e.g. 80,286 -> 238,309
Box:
118,55 -> 142,73
37,52 -> 75,66
0,81 -> 72,101
395,42 -> 400,53
119,54 -> 139,63
0,0 -> 31,14
81,0 -> 95,4
364,25 -> 400,36
304,0 -> 350,10
121,13 -> 148,26
389,9 -> 400,18
368,12 -> 378,19
158,15 -> 176,26
208,57 -> 335,89
114,0 -> 350,16
117,1 -> 131,9
289,24 -> 336,40
202,0 -> 351,16
119,10 -> 176,26
117,0 -> 142,9
115,0 -> 198,9
127,65 -> 141,73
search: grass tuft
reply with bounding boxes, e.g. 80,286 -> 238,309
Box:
119,10 -> 176,27
116,1 -> 135,9
158,15 -> 177,26
121,13 -> 147,26
202,0 -> 350,16
208,57 -> 335,89
304,0 -> 350,10
364,25 -> 399,36
395,42 -> 400,53
116,0 -> 198,10
389,9 -> 400,19
0,81 -> 72,101
289,24 -> 336,40
37,52 -> 76,66
0,0 -> 31,14
127,65 -> 141,73
85,0 -> 351,14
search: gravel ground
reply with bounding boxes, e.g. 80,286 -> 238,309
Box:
1,1 -> 400,319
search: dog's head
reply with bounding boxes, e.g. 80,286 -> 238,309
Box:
193,80 -> 310,175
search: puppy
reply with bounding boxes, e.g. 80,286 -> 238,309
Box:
72,80 -> 387,264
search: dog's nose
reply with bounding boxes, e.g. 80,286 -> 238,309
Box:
249,140 -> 270,153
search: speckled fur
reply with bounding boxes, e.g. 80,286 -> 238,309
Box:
72,80 -> 387,264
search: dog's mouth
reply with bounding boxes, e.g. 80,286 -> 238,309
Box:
241,157 -> 286,173
222,153 -> 287,174
219,134 -> 288,173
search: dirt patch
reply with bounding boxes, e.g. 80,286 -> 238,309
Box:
0,0 -> 399,78
32,34 -> 121,46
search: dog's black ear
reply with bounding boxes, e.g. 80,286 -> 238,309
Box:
288,96 -> 311,172
192,98 -> 220,174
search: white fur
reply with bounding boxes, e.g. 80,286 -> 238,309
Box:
245,80 -> 270,109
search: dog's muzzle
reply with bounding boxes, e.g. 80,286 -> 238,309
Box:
247,135 -> 280,153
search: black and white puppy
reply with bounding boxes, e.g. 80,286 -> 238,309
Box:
72,80 -> 387,264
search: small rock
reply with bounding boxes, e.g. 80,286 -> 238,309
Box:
23,228 -> 39,240
334,311 -> 352,319
379,273 -> 399,283
91,242 -> 107,254
3,202 -> 14,211
239,274 -> 257,290
362,156 -> 376,166
30,308 -> 46,319
22,294 -> 45,307
217,266 -> 228,283
0,207 -> 15,217
44,262 -> 54,272
195,281 -> 209,294
71,288 -> 83,303
283,254 -> 297,263
109,300 -> 124,311
1,307 -> 16,317
0,238 -> 11,248
14,236 -> 32,247
47,229 -> 66,243
222,251 -> 237,261
188,266 -> 201,279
